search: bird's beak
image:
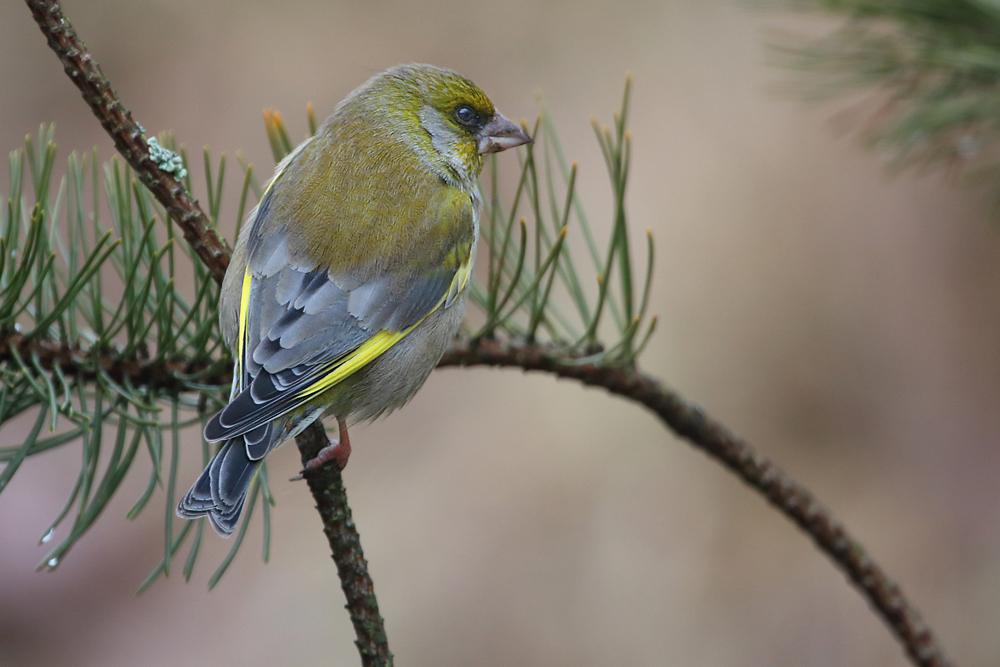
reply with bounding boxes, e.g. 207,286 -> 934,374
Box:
477,112 -> 533,154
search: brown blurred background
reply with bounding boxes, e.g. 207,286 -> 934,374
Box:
1,1 -> 999,665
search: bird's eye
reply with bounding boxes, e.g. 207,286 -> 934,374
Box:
455,105 -> 477,126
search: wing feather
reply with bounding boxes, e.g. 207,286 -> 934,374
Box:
205,170 -> 476,446
205,253 -> 473,445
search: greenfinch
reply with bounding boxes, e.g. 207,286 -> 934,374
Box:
177,64 -> 531,536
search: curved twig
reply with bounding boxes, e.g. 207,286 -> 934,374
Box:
439,338 -> 952,667
23,2 -> 953,666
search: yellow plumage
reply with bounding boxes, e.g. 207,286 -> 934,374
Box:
177,64 -> 530,536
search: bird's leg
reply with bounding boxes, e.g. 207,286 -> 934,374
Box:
298,418 -> 352,477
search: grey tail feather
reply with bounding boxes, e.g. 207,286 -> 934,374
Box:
176,437 -> 260,537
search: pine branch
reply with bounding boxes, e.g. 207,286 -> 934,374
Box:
0,333 -> 229,393
23,1 -> 390,663
439,338 -> 951,667
24,0 -> 230,283
771,0 -> 1000,190
0,334 -> 232,393
17,1 -> 955,666
296,427 -> 392,667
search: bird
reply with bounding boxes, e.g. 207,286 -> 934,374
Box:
176,64 -> 531,536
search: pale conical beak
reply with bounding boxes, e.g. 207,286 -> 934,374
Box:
477,112 -> 533,154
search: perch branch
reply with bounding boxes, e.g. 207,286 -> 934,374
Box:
25,2 -> 392,665
25,1 -> 953,666
296,427 -> 393,667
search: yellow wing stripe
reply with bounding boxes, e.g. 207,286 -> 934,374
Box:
235,153 -> 293,392
236,266 -> 253,391
299,255 -> 472,400
299,328 -> 411,398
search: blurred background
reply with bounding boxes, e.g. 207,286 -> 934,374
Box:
1,0 -> 999,665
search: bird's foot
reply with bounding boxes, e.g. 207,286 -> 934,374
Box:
293,419 -> 351,480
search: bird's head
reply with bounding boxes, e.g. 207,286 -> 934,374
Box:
345,64 -> 532,189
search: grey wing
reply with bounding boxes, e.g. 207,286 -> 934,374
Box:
203,233 -> 459,455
